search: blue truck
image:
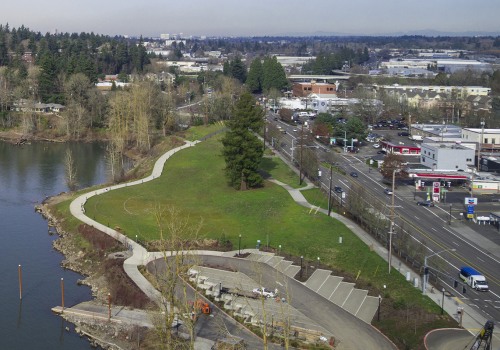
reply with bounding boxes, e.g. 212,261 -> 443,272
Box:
459,266 -> 489,292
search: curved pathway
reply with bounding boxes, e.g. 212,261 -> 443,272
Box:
70,140 -> 199,303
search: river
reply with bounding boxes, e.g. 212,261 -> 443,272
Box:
0,141 -> 107,349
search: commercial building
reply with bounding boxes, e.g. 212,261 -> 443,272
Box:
410,123 -> 462,140
420,143 -> 475,171
381,141 -> 421,156
462,128 -> 500,152
292,82 -> 337,98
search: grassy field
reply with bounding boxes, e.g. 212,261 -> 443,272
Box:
79,129 -> 455,348
260,154 -> 307,189
181,122 -> 226,141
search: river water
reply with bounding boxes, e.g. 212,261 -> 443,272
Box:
0,141 -> 107,349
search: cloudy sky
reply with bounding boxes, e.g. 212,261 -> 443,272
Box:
1,0 -> 499,37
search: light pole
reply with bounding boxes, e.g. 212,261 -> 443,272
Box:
422,248 -> 456,294
328,165 -> 333,216
263,98 -> 267,149
300,256 -> 303,278
441,288 -> 445,315
317,256 -> 320,269
377,295 -> 382,321
299,123 -> 305,185
238,234 -> 241,256
449,204 -> 452,225
477,119 -> 485,171
388,169 -> 396,273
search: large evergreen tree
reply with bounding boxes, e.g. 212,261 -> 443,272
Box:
246,57 -> 263,93
221,92 -> 264,190
261,56 -> 288,93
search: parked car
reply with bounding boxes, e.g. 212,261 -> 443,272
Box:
398,131 -> 409,136
350,171 -> 358,177
417,200 -> 434,207
373,143 -> 380,149
384,188 -> 393,195
252,287 -> 278,298
334,186 -> 343,193
377,150 -> 386,154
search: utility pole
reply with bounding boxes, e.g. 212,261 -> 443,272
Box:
263,99 -> 267,150
328,165 -> 333,216
388,169 -> 396,274
299,122 -> 305,185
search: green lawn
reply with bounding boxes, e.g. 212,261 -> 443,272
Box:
182,123 -> 226,141
260,155 -> 307,189
84,134 -> 431,304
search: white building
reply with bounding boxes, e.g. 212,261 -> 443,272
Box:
462,128 -> 500,145
373,84 -> 491,97
420,143 -> 475,171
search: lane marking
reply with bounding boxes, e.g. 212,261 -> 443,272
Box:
440,226 -> 500,265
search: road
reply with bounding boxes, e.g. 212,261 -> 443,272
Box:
266,113 -> 500,325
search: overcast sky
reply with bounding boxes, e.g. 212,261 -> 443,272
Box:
1,0 -> 499,37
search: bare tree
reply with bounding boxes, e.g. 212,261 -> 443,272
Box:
64,148 -> 78,191
148,206 -> 203,350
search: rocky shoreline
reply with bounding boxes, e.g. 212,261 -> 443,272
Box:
36,197 -> 144,350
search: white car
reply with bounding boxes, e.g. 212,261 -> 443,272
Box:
373,143 -> 380,149
252,287 -> 278,298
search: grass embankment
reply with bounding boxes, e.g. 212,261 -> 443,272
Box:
78,128 -> 455,348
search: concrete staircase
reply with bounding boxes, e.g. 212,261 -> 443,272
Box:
259,254 -> 379,324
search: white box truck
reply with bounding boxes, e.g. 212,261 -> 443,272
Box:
459,266 -> 489,291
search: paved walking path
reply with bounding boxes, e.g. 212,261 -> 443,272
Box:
67,138 -> 492,349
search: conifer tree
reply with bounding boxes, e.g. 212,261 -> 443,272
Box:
221,92 -> 264,190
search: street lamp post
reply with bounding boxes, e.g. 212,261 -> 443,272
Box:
449,204 -> 452,225
317,257 -> 320,269
422,248 -> 456,294
300,256 -> 303,278
477,119 -> 485,171
238,234 -> 241,256
441,288 -> 445,315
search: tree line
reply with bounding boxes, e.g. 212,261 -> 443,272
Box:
0,23 -> 150,103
